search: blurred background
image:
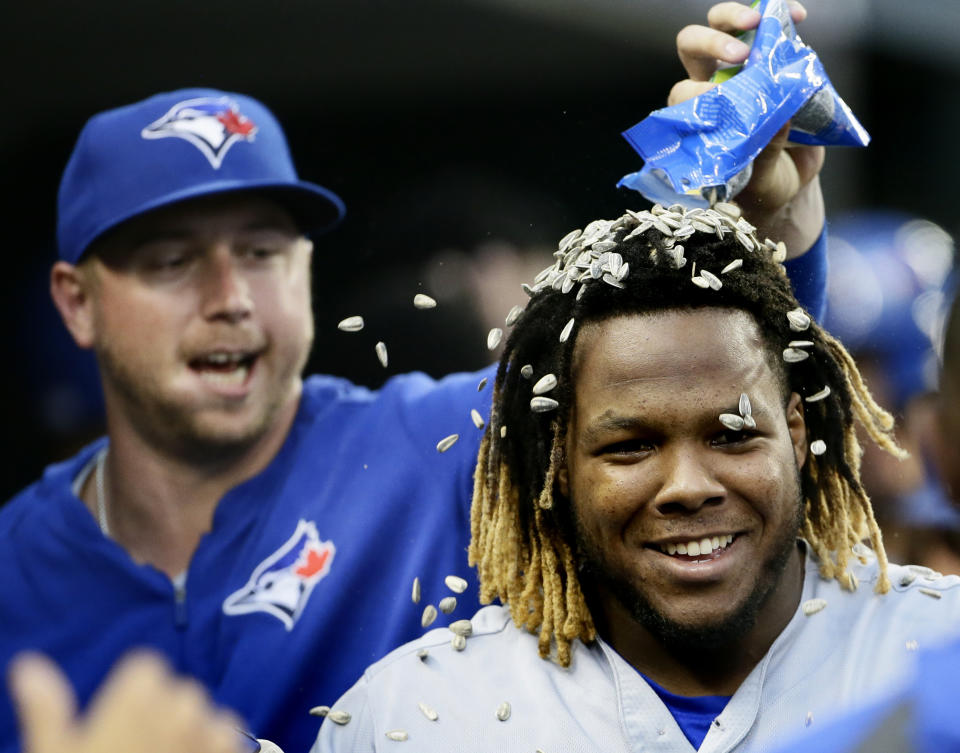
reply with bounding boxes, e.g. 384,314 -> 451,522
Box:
6,0 -> 960,562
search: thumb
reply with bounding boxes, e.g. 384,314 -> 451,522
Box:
8,653 -> 78,753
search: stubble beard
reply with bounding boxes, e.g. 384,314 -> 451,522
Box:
573,473 -> 805,658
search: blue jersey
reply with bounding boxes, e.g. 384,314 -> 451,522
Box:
0,370 -> 492,753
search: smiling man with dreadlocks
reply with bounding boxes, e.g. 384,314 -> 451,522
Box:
313,202 -> 960,753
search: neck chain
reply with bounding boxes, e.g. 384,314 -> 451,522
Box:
95,447 -> 111,537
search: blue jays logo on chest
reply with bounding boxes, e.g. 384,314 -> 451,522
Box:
141,96 -> 257,169
223,520 -> 336,630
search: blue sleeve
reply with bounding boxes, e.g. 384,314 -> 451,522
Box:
783,226 -> 827,322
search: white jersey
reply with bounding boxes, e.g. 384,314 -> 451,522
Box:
311,550 -> 960,753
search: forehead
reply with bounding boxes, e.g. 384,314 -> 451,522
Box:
570,309 -> 782,414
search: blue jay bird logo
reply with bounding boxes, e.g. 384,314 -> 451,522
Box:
141,96 -> 258,169
223,520 -> 336,630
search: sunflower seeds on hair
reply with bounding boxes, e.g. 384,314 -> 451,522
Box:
445,575 -> 468,593
783,348 -> 809,363
496,702 -> 512,721
919,588 -> 942,600
559,318 -> 575,343
787,308 -> 811,331
471,409 -> 485,429
592,240 -> 617,253
810,440 -> 827,456
576,284 -> 587,301
532,373 -> 558,395
421,604 -> 438,628
805,386 -> 830,402
337,316 -> 364,332
521,364 -> 534,379
736,231 -> 756,253
451,633 -> 467,651
412,577 -> 421,604
487,328 -> 503,350
616,262 -> 630,281
309,705 -> 331,717
789,340 -> 814,349
436,434 -> 459,453
531,396 -> 559,413
602,273 -> 626,289
653,218 -> 673,235
505,305 -> 524,327
500,425 -> 507,438
558,229 -> 581,252
439,596 -> 457,614
720,414 -> 745,431
413,294 -> 437,309
385,730 -> 408,742
418,702 -> 439,722
477,377 -> 488,392
376,341 -> 388,368
715,202 -> 741,220
700,269 -> 722,290
721,259 -> 743,274
328,710 -> 352,725
691,276 -> 710,289
802,598 -> 827,616
772,241 -> 788,263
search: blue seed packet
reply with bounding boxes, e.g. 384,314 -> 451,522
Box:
618,0 -> 869,208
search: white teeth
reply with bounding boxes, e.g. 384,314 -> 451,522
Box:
660,534 -> 735,557
203,352 -> 246,365
688,541 -> 701,556
711,536 -> 720,549
676,543 -> 688,555
666,543 -> 677,555
198,364 -> 248,387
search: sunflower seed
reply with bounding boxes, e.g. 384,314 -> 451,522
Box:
521,364 -> 534,379
715,202 -> 741,220
531,396 -> 559,413
810,440 -> 827,455
802,598 -> 827,616
558,229 -> 581,252
413,294 -> 437,309
659,214 -> 682,230
328,710 -> 352,725
439,596 -> 457,614
477,377 -> 488,392
672,224 -> 695,240
739,393 -> 752,417
521,283 -> 535,298
805,386 -> 830,402
496,702 -> 512,721
742,415 -> 756,429
783,348 -> 809,363
690,218 -> 716,234
789,340 -> 814,349
920,588 -> 942,599
700,269 -> 722,290
532,373 -> 558,395
412,577 -> 421,604
505,305 -> 524,327
805,712 -> 814,727
385,730 -> 408,741
592,240 -> 617,253
736,231 -> 756,252
720,414 -> 745,431
653,218 -> 673,235
466,409 -> 484,430
445,575 -> 468,593
721,259 -> 743,274
900,571 -> 918,587
448,619 -> 473,637
602,273 -> 626,289
590,260 -> 603,279
906,640 -> 919,651
559,318 -> 575,343
651,204 -> 666,216
576,284 -> 587,301
451,633 -> 467,651
560,276 -> 576,295
436,434 -> 459,453
375,341 -> 388,368
616,262 -> 630,281
337,316 -> 365,332
418,702 -> 439,721
417,648 -> 429,661
500,426 -> 507,438
421,604 -> 438,627
691,276 -> 710,289
773,241 -> 788,263
309,705 -> 330,717
487,328 -> 503,350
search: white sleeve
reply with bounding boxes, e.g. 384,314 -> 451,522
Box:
309,678 -> 377,753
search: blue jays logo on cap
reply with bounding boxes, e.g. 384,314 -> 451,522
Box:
141,95 -> 258,169
223,520 -> 336,630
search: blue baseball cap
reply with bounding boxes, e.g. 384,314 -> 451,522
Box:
57,88 -> 345,263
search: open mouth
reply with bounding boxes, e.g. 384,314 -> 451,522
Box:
651,534 -> 737,563
189,351 -> 258,388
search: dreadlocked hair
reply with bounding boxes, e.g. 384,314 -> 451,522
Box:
469,204 -> 905,667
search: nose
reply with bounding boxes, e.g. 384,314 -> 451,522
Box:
651,445 -> 726,516
199,247 -> 253,323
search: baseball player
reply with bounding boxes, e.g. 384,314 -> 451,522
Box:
2,5 -> 827,752
312,200 -> 960,753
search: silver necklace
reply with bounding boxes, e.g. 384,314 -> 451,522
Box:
95,447 -> 111,537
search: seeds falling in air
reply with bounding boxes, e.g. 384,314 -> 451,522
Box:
810,440 -> 827,456
783,348 -> 809,363
439,596 -> 457,613
328,710 -> 352,725
309,706 -> 330,717
421,604 -> 438,628
471,409 -> 485,429
500,425 -> 507,438
521,364 -> 534,379
530,396 -> 559,413
788,340 -> 814,349
451,634 -> 467,651
496,702 -> 512,721
445,575 -> 468,593
411,577 -> 421,604
385,730 -> 408,742
337,316 -> 364,332
805,386 -> 831,402
413,294 -> 437,309
805,712 -> 814,728
505,305 -> 524,327
418,702 -> 439,721
532,374 -> 558,395
448,619 -> 473,637
477,377 -> 488,392
559,318 -> 575,343
436,434 -> 459,453
721,259 -> 743,274
906,640 -> 919,651
487,328 -> 503,350
802,598 -> 827,616
719,413 -> 745,431
375,341 -> 388,368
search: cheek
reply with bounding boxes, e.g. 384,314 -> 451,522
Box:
571,463 -> 656,534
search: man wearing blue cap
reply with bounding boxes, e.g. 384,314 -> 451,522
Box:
1,18 -> 830,749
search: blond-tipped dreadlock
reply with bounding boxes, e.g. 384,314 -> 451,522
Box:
469,204 -> 905,667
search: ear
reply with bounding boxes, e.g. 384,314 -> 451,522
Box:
786,392 -> 807,469
50,261 -> 97,349
557,465 -> 570,498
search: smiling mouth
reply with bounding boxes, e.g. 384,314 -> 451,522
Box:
189,351 -> 258,388
652,534 -> 737,562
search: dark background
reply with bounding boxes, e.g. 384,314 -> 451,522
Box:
5,0 -> 960,499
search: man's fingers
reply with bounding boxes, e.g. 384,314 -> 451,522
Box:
9,653 -> 77,753
788,1 -> 807,23
676,24 -> 751,81
667,79 -> 716,107
705,2 -> 762,34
